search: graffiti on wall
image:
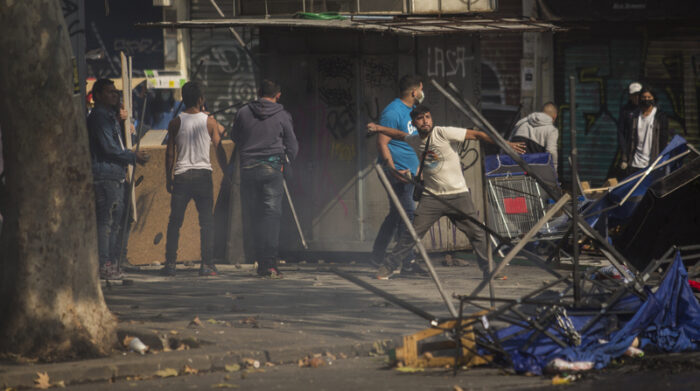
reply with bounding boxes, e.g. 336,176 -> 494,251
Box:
191,35 -> 257,127
426,46 -> 473,78
557,37 -> 700,185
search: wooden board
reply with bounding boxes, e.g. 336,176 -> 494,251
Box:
126,140 -> 235,265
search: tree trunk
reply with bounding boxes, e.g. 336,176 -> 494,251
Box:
0,0 -> 116,361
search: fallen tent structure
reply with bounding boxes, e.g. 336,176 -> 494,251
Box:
334,77 -> 700,378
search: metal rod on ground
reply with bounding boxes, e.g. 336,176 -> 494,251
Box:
435,79 -> 642,291
375,163 -> 458,318
570,75 -> 581,307
331,267 -> 438,323
470,193 -> 571,297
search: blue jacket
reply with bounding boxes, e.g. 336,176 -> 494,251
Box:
87,104 -> 135,181
231,99 -> 298,167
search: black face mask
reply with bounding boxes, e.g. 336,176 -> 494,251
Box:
639,99 -> 654,108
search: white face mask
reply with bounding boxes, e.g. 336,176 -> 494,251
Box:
416,90 -> 425,104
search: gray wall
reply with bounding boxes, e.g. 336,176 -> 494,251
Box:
260,28 -> 486,253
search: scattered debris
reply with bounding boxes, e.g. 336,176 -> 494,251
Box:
225,363 -> 241,372
154,368 -> 178,378
33,372 -> 51,389
298,354 -> 325,368
551,374 -> 580,385
242,358 -> 260,369
395,366 -> 424,373
443,254 -> 469,267
182,365 -> 198,375
239,316 -> 259,328
189,316 -> 203,328
210,383 -> 238,389
122,336 -> 149,355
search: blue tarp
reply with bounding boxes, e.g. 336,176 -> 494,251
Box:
489,251 -> 700,375
582,136 -> 688,227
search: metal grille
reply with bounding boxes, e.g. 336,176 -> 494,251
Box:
486,175 -> 553,239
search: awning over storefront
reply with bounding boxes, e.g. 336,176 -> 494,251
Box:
139,16 -> 564,35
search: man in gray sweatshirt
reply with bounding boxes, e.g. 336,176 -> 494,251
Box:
510,102 -> 559,171
231,80 -> 298,278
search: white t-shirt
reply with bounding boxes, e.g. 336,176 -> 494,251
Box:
631,107 -> 657,169
405,126 -> 468,196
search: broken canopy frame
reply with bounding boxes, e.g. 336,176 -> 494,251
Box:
432,78 -> 645,299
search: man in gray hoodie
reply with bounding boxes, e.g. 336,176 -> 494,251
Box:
510,102 -> 559,171
231,80 -> 298,278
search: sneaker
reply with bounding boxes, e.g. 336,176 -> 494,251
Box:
402,260 -> 430,277
100,262 -> 123,280
376,265 -> 400,280
199,264 -> 218,276
159,263 -> 176,276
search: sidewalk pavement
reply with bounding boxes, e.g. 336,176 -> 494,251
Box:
0,258 -> 558,389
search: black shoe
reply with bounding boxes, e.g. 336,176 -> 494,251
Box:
159,263 -> 176,276
401,260 -> 430,277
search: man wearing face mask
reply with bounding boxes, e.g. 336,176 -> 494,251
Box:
617,82 -> 642,175
621,87 -> 670,176
371,74 -> 424,274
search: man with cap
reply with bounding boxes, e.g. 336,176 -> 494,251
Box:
617,82 -> 642,173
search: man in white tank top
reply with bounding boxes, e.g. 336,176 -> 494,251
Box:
162,82 -> 228,276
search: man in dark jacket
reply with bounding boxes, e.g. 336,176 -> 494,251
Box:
617,82 -> 641,175
87,79 -> 149,280
621,87 -> 670,176
231,80 -> 298,277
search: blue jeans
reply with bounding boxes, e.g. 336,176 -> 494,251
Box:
165,169 -> 214,265
94,179 -> 126,266
372,170 -> 416,264
241,163 -> 285,270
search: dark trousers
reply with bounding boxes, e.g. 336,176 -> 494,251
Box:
372,170 -> 416,263
165,169 -> 214,265
386,192 -> 489,273
94,179 -> 126,267
241,163 -> 284,270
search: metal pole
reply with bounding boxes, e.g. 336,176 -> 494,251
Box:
331,268 -> 438,323
479,142 -> 496,307
569,75 -> 581,306
375,163 -> 458,318
469,193 -> 571,296
282,179 -> 307,249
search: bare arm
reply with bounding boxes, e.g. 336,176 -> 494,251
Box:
366,122 -> 407,141
466,129 -> 526,154
165,117 -> 180,193
207,116 -> 228,171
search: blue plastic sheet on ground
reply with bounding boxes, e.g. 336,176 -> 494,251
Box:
487,251 -> 700,375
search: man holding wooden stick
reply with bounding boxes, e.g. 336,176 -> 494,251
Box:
87,79 -> 149,280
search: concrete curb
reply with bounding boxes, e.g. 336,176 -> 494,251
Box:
0,338 -> 399,389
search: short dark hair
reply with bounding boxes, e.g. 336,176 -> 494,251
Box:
182,81 -> 203,108
92,78 -> 114,96
639,86 -> 655,99
260,79 -> 281,98
410,105 -> 431,121
399,74 -> 422,96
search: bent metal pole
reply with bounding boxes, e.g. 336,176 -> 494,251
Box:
374,163 -> 458,318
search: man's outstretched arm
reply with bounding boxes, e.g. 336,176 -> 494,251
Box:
366,122 -> 407,141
